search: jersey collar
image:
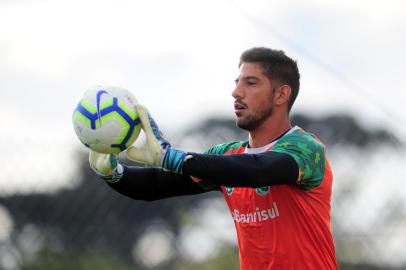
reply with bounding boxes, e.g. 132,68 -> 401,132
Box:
244,126 -> 300,154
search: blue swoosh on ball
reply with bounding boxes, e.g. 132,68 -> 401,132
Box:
96,90 -> 108,127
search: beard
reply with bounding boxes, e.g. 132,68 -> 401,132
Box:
236,104 -> 273,131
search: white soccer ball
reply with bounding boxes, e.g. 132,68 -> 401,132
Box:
72,85 -> 142,154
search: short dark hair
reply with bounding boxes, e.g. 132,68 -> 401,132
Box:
239,47 -> 300,111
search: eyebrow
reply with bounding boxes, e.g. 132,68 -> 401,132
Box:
235,76 -> 259,82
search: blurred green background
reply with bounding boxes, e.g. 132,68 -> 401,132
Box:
1,0 -> 406,269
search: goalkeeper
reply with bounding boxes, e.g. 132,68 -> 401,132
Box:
89,47 -> 338,270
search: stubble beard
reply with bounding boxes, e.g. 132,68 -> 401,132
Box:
235,104 -> 273,131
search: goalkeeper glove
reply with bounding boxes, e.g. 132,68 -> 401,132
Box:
126,105 -> 188,174
89,150 -> 123,182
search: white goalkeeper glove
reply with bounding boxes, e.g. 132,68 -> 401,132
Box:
126,105 -> 188,174
89,150 -> 123,182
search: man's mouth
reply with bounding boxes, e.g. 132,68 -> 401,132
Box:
234,101 -> 247,114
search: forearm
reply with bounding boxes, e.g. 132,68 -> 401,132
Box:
108,165 -> 210,201
182,151 -> 299,188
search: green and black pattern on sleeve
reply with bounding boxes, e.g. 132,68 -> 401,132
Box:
271,129 -> 326,191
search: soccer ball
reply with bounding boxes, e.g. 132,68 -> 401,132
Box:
72,85 -> 142,154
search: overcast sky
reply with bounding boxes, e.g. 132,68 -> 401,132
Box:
1,0 -> 406,193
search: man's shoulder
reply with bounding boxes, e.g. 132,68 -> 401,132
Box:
272,126 -> 328,191
275,127 -> 325,149
205,141 -> 248,155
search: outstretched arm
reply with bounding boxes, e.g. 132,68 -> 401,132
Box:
89,150 -> 215,201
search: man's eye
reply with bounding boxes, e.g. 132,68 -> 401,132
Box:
247,81 -> 256,85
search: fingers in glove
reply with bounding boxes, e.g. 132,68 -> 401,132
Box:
136,105 -> 154,137
89,150 -> 118,176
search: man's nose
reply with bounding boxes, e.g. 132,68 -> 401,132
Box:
232,83 -> 243,99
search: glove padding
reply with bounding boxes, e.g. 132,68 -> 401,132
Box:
89,150 -> 123,182
126,105 -> 187,174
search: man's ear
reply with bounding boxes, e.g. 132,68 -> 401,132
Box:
274,85 -> 292,106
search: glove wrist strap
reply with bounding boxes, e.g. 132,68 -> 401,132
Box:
162,148 -> 187,174
98,163 -> 124,183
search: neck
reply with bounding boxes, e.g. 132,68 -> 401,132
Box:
248,113 -> 292,148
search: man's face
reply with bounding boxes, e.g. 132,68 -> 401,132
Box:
232,62 -> 275,131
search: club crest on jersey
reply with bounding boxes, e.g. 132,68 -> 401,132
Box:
255,186 -> 270,196
225,186 -> 234,196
